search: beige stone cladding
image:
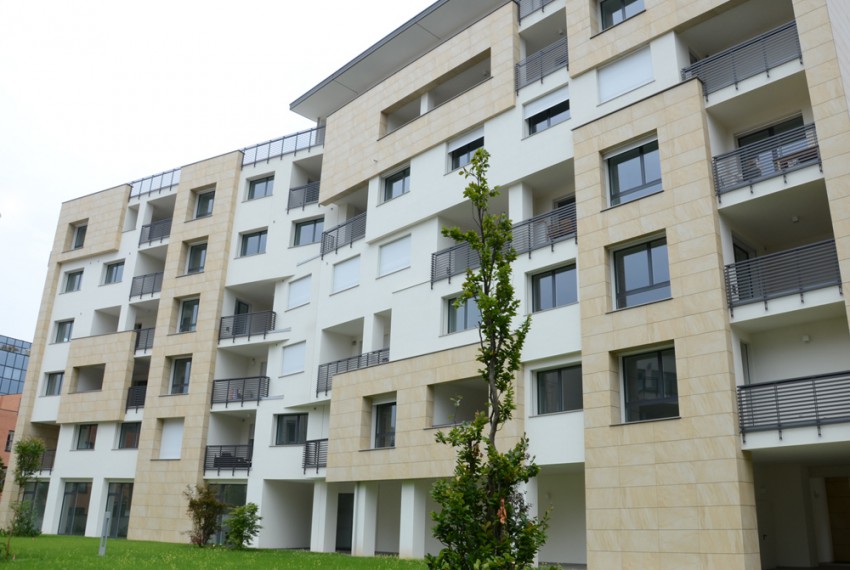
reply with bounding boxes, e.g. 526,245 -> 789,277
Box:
326,343 -> 524,483
319,3 -> 518,203
574,80 -> 759,569
129,151 -> 242,542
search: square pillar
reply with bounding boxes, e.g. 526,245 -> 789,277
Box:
399,480 -> 428,558
352,481 -> 378,556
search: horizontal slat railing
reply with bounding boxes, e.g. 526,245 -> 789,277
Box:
738,371 -> 850,438
130,272 -> 164,298
303,439 -> 329,474
682,21 -> 801,97
126,385 -> 147,410
320,212 -> 367,257
39,449 -> 56,472
211,376 -> 270,406
724,240 -> 840,309
139,219 -> 172,246
204,444 -> 253,473
515,37 -> 569,91
287,181 -> 321,212
242,126 -> 325,167
518,0 -> 556,20
134,328 -> 154,352
317,348 -> 390,396
130,168 -> 181,200
219,311 -> 277,341
712,123 -> 820,195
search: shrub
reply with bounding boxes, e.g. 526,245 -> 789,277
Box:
184,484 -> 225,547
224,502 -> 262,549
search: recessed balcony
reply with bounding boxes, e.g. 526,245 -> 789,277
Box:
320,213 -> 366,257
134,327 -> 154,352
302,438 -> 328,474
130,272 -> 163,299
126,385 -> 147,411
515,37 -> 568,91
241,126 -> 325,167
38,448 -> 56,473
316,348 -> 390,396
211,376 -> 270,407
139,219 -> 172,246
204,444 -> 252,474
219,311 -> 277,341
287,181 -> 320,212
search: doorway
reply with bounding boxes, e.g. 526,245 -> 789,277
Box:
335,493 -> 354,552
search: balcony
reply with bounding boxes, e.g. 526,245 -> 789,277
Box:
130,272 -> 163,298
139,219 -> 172,246
321,213 -> 366,257
287,181 -> 320,212
219,311 -> 277,341
302,438 -> 328,474
317,348 -> 390,396
134,328 -> 154,352
518,0 -> 556,21
129,167 -> 181,200
713,123 -> 820,196
211,376 -> 270,407
724,240 -> 841,310
39,449 -> 56,473
515,37 -> 568,91
431,203 -> 576,284
738,371 -> 850,440
126,385 -> 147,411
242,126 -> 325,167
682,21 -> 801,98
204,444 -> 252,474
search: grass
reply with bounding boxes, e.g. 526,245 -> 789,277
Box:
1,535 -> 428,569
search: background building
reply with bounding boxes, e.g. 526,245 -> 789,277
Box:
0,335 -> 30,467
4,0 -> 850,568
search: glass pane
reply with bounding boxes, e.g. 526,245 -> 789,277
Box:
643,142 -> 661,183
650,241 -> 669,284
554,267 -> 577,306
537,370 -> 561,414
621,248 -> 650,291
624,0 -> 644,19
612,149 -> 643,193
563,366 -> 583,411
534,273 -> 554,311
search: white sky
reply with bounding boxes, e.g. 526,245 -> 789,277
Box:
0,0 -> 434,341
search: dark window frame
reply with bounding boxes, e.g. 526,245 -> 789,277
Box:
4,430 -> 13,452
76,424 -> 97,450
118,422 -> 141,449
623,347 -> 678,422
294,218 -> 324,246
450,137 -> 484,170
104,261 -> 124,284
55,320 -> 74,344
374,402 -> 396,449
600,0 -> 644,30
45,372 -> 64,396
240,230 -> 268,257
72,224 -> 87,249
528,100 -> 571,135
186,242 -> 207,274
383,167 -> 411,202
614,237 -> 670,309
178,298 -> 199,333
195,190 -> 215,218
537,365 -> 583,415
275,413 -> 308,445
170,357 -> 192,395
247,176 -> 274,200
64,270 -> 83,293
608,139 -> 662,206
447,296 -> 480,334
532,265 -> 577,312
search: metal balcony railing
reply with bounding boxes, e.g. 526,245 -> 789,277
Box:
320,213 -> 367,257
204,444 -> 252,473
724,240 -> 841,310
317,348 -> 390,396
39,449 -> 56,472
219,311 -> 277,341
518,0 -> 556,21
134,328 -> 154,352
515,37 -> 568,91
431,242 -> 480,285
303,438 -> 329,474
126,385 -> 147,411
738,371 -> 850,439
130,272 -> 164,298
130,167 -> 181,200
139,219 -> 172,246
211,376 -> 270,406
242,126 -> 325,167
287,181 -> 321,212
682,21 -> 801,97
713,123 -> 820,195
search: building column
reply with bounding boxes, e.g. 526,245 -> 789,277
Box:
508,183 -> 533,224
352,481 -> 378,556
399,480 -> 428,558
522,477 -> 539,568
310,481 -> 337,553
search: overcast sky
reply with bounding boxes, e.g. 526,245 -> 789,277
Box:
0,0 -> 435,341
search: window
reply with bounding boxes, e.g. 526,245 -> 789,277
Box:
601,0 -> 644,29
159,418 -> 184,459
537,366 -> 583,414
294,218 -> 324,246
178,299 -> 199,333
195,190 -> 215,218
4,430 -> 13,452
64,270 -> 83,293
532,265 -> 577,312
76,424 -> 97,450
275,414 -> 308,445
450,137 -> 484,170
525,87 -> 571,136
383,167 -> 410,202
332,256 -> 360,293
378,235 -> 411,276
186,242 -> 207,274
447,296 -> 480,334
608,139 -> 661,205
240,230 -> 267,257
55,320 -> 73,343
623,347 -> 678,422
287,276 -> 311,309
248,176 -> 273,200
45,372 -> 64,396
374,402 -> 396,448
72,224 -> 87,249
170,357 -> 192,395
104,261 -> 124,284
614,237 -> 670,309
281,342 -> 306,376
598,47 -> 653,102
118,422 -> 141,449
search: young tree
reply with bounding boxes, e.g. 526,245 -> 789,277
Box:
427,149 -> 547,570
224,502 -> 262,549
5,436 -> 46,558
184,484 -> 226,547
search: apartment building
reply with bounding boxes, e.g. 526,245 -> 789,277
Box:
0,335 -> 30,467
4,0 -> 850,567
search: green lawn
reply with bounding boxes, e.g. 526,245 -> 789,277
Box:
2,535 -> 428,569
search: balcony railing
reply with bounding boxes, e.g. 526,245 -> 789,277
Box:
682,21 -> 801,97
515,37 -> 568,91
211,376 -> 270,406
130,167 -> 181,200
518,0 -> 556,21
738,371 -> 850,439
431,203 -> 576,285
39,449 -> 56,472
204,444 -> 252,473
242,126 -> 325,167
129,272 -> 163,299
317,348 -> 390,396
287,181 -> 321,212
303,438 -> 329,474
724,240 -> 841,310
126,385 -> 147,411
139,219 -> 172,246
134,328 -> 154,352
219,311 -> 277,341
320,213 -> 367,257
712,123 -> 820,195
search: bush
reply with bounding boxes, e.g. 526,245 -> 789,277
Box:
9,501 -> 39,537
184,484 -> 225,547
224,502 -> 262,549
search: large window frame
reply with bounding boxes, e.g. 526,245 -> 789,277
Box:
275,414 -> 308,445
45,372 -> 64,396
600,0 -> 644,30
383,167 -> 410,202
170,357 -> 192,395
247,176 -> 273,200
447,296 -> 480,334
613,237 -> 670,309
622,347 -> 678,422
104,261 -> 124,284
608,139 -> 661,206
450,138 -> 484,170
240,230 -> 267,257
55,320 -> 74,344
118,422 -> 141,449
64,270 -> 83,293
178,298 -> 199,333
72,224 -> 87,250
186,242 -> 207,274
532,265 -> 577,312
536,365 -> 583,415
195,189 -> 215,218
293,218 -> 324,246
374,402 -> 396,449
76,424 -> 98,450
